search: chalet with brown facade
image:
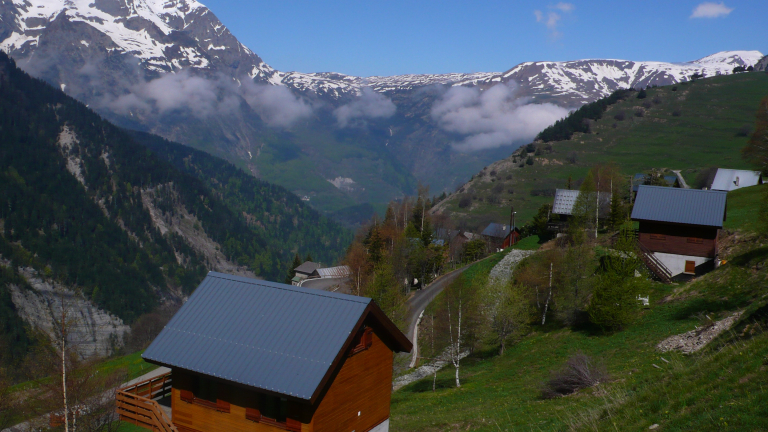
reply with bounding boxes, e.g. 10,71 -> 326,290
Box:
481,223 -> 520,251
631,185 -> 727,280
123,272 -> 412,432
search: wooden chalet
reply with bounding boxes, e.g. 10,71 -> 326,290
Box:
291,261 -> 320,285
118,272 -> 412,432
548,189 -> 611,232
631,185 -> 727,281
481,223 -> 520,251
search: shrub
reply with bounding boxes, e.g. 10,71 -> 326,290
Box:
541,353 -> 608,399
642,101 -> 652,109
458,195 -> 472,208
652,96 -> 662,104
526,156 -> 534,165
492,183 -> 504,194
672,109 -> 682,117
567,151 -> 578,164
505,174 -> 512,180
634,109 -> 644,117
526,143 -> 536,153
490,170 -> 497,177
637,89 -> 647,99
671,86 -> 677,91
614,111 -> 626,121
486,195 -> 501,205
736,125 -> 753,137
588,275 -> 641,331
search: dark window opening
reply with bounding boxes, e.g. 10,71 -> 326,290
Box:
180,375 -> 230,413
260,394 -> 288,423
193,376 -> 218,404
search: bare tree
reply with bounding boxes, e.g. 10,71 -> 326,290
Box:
437,278 -> 479,387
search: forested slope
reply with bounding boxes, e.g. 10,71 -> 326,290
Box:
0,52 -> 349,368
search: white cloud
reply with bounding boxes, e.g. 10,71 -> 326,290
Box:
552,2 -> 575,12
430,82 -> 570,152
534,3 -> 574,39
241,81 -> 313,127
333,87 -> 396,128
690,2 -> 733,18
104,71 -> 314,127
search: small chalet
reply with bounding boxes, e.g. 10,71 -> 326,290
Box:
481,223 -> 521,251
291,261 -> 320,285
709,169 -> 762,192
134,272 -> 412,432
309,265 -> 352,279
631,185 -> 727,280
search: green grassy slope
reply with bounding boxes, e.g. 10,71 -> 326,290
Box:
391,186 -> 768,431
435,72 -> 768,227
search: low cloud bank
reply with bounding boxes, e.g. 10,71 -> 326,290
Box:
431,82 -> 570,152
333,87 -> 396,127
105,71 -> 313,127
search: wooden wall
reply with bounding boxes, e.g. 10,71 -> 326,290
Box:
310,330 -> 393,432
171,370 -> 313,432
638,221 -> 719,258
170,324 -> 394,432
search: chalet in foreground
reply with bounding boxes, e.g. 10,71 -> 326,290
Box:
118,272 -> 411,432
631,185 -> 727,281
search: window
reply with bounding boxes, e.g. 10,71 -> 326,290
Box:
350,326 -> 373,356
245,395 -> 300,432
649,234 -> 666,241
687,237 -> 703,244
180,376 -> 230,413
684,260 -> 696,274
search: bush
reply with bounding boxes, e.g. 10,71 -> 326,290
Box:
526,156 -> 534,166
490,170 -> 497,177
458,195 -> 472,208
672,109 -> 682,117
671,86 -> 677,91
526,143 -> 536,153
736,125 -> 753,137
492,183 -> 504,194
652,96 -> 662,105
588,275 -> 641,331
642,101 -> 652,109
541,353 -> 608,399
637,89 -> 647,99
567,151 -> 578,164
614,111 -> 626,121
634,109 -> 644,118
505,174 -> 512,180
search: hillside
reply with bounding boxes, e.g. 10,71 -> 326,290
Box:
392,184 -> 768,431
0,52 -> 349,370
433,71 -> 768,227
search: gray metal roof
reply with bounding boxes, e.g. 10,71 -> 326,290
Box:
631,185 -> 727,227
294,261 -> 320,275
710,169 -> 762,192
481,223 -> 517,238
143,272 -> 378,400
552,189 -> 580,215
314,266 -> 352,278
552,189 -> 612,216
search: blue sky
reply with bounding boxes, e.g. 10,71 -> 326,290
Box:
201,0 -> 767,77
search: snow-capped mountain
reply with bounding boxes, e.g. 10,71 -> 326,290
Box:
0,0 -> 763,214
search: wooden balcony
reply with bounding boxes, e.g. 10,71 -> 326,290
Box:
116,372 -> 177,432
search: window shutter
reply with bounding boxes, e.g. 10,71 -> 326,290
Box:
363,327 -> 373,349
286,418 -> 302,432
180,389 -> 193,402
216,399 -> 230,413
245,407 -> 261,422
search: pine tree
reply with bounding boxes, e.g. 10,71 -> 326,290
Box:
608,192 -> 624,231
285,253 -> 301,284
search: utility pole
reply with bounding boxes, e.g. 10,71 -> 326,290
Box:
508,206 -> 516,246
542,263 -> 553,325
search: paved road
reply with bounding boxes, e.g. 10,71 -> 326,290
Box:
405,263 -> 473,344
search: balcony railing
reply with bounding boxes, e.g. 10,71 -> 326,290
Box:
116,372 -> 177,432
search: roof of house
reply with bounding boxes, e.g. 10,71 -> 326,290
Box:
631,185 -> 727,227
313,265 -> 352,278
481,223 -> 518,239
552,189 -> 612,215
294,261 -> 320,275
710,169 -> 762,192
143,272 -> 411,402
